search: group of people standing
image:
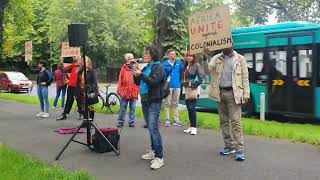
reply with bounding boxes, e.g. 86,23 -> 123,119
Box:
28,44 -> 250,171
28,56 -> 99,121
116,44 -> 250,170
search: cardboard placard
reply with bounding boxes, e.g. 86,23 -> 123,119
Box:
61,42 -> 81,57
188,6 -> 232,54
25,41 -> 32,63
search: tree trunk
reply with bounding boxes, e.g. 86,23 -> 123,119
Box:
0,0 -> 9,60
155,3 -> 168,60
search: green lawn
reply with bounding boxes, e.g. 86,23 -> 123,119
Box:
0,145 -> 92,180
1,93 -> 320,146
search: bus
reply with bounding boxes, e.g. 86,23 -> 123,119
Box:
192,21 -> 320,120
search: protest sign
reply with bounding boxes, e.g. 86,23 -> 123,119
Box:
61,42 -> 81,57
188,6 -> 232,54
25,41 -> 32,63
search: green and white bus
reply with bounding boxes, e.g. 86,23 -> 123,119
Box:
194,21 -> 320,120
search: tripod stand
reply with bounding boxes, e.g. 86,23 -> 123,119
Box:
55,45 -> 120,161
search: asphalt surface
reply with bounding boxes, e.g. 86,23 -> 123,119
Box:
0,100 -> 320,180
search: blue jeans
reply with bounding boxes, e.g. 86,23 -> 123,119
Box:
37,86 -> 49,113
118,99 -> 137,124
185,99 -> 197,127
53,86 -> 67,108
141,101 -> 163,158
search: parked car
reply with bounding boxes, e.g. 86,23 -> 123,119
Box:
0,71 -> 33,93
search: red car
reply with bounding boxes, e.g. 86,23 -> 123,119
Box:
0,71 -> 33,93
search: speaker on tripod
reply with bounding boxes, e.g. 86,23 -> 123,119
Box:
55,23 -> 120,160
68,23 -> 88,47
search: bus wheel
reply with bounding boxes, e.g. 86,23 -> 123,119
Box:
242,100 -> 253,118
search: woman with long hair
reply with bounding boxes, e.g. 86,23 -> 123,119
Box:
77,56 -> 99,120
183,51 -> 204,135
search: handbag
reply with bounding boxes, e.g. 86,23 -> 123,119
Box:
87,91 -> 99,105
185,87 -> 198,100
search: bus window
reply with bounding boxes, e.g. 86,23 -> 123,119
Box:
269,51 -> 287,76
293,56 -> 297,77
243,53 -> 253,68
255,52 -> 264,72
298,50 -> 312,78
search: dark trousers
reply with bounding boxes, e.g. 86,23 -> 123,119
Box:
185,99 -> 197,128
63,86 -> 81,115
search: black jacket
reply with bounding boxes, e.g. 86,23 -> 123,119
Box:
183,63 -> 205,88
29,67 -> 53,86
134,63 -> 166,103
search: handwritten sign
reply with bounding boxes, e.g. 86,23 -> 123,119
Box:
188,6 -> 232,54
61,42 -> 81,57
25,41 -> 32,63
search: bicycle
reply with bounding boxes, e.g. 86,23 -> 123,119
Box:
98,85 -> 121,114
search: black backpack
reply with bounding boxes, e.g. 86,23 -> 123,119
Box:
92,128 -> 120,153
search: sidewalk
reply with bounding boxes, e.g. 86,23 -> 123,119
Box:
0,100 -> 320,180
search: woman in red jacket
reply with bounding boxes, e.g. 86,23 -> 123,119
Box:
117,53 -> 140,127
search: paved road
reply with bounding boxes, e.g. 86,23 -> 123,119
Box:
0,100 -> 320,180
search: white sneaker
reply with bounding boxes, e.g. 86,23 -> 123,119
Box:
190,127 -> 197,135
150,158 -> 164,170
141,150 -> 155,160
36,112 -> 44,117
184,127 -> 192,134
41,113 -> 50,118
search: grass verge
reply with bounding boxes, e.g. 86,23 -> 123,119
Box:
1,93 -> 320,145
0,145 -> 93,180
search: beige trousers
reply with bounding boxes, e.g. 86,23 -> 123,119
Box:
163,88 -> 180,121
218,89 -> 244,151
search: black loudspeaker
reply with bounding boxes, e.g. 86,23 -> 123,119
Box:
68,23 -> 88,47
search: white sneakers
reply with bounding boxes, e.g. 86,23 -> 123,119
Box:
141,150 -> 155,160
36,112 -> 44,117
36,112 -> 50,118
141,150 -> 164,170
184,127 -> 192,133
184,127 -> 197,135
150,158 -> 164,170
41,113 -> 50,118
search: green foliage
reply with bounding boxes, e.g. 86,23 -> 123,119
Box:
234,0 -> 320,24
155,0 -> 190,58
2,0 -> 152,67
2,0 -> 35,59
2,93 -> 320,146
0,145 -> 93,180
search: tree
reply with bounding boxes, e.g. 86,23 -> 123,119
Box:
0,0 -> 10,60
155,0 -> 190,58
2,0 -> 35,60
234,0 -> 320,24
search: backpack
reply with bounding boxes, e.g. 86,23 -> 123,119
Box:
160,64 -> 170,99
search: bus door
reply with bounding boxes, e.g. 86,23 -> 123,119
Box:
290,45 -> 314,115
267,34 -> 315,116
266,46 -> 289,113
